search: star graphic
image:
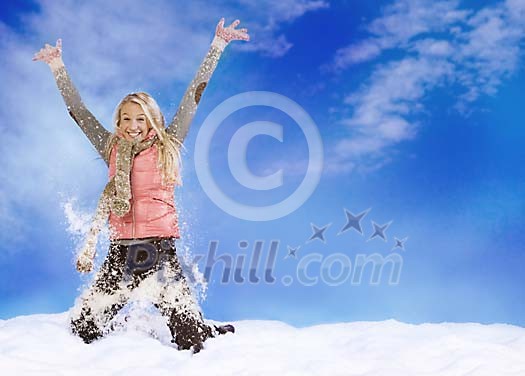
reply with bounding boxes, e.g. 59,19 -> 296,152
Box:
286,245 -> 300,259
391,236 -> 408,251
338,208 -> 371,236
368,220 -> 393,242
308,222 -> 331,243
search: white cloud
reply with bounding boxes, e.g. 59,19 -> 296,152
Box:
410,39 -> 454,57
242,0 -> 329,27
367,0 -> 468,45
236,34 -> 294,58
324,0 -> 525,174
332,40 -> 382,68
236,0 -> 329,57
454,4 -> 524,107
506,0 -> 525,22
330,0 -> 467,70
332,56 -> 453,169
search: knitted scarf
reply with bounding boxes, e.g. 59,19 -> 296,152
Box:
79,135 -> 158,262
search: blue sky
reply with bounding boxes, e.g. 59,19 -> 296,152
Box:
1,0 -> 524,328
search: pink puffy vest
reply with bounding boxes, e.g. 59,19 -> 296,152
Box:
108,129 -> 180,240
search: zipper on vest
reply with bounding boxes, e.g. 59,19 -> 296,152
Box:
132,202 -> 136,238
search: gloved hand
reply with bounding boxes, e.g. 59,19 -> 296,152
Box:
76,245 -> 95,273
32,38 -> 64,71
212,18 -> 250,51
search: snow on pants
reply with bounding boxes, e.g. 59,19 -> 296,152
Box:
70,237 -> 214,349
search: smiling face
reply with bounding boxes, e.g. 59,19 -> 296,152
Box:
118,101 -> 151,141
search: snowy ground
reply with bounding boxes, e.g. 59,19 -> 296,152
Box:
1,312 -> 525,376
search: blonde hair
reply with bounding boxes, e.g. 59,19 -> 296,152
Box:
104,92 -> 183,186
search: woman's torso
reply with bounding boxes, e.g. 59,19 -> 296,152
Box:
108,139 -> 180,240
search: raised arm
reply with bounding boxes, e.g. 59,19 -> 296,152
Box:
166,18 -> 250,144
33,39 -> 112,165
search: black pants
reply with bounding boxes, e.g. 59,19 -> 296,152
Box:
70,238 -> 214,350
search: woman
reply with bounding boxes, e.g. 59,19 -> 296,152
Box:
32,18 -> 249,353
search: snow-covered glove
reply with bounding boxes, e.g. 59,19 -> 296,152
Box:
211,18 -> 250,51
32,38 -> 64,71
76,245 -> 95,273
